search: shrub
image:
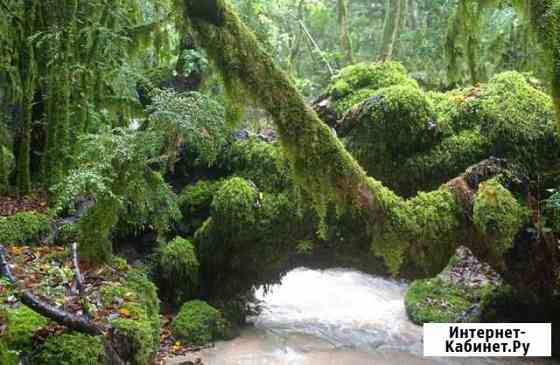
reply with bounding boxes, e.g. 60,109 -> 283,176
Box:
0,212 -> 51,245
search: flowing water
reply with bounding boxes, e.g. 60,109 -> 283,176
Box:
169,268 -> 558,365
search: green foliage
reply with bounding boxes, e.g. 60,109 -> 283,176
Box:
473,178 -> 528,255
405,277 -> 477,324
158,237 -> 199,304
171,300 -> 229,345
3,306 -> 48,352
0,211 -> 51,245
148,90 -> 230,167
32,333 -> 104,365
0,146 -> 14,194
54,127 -> 181,264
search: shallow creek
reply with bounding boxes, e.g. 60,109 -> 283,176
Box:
169,268 -> 558,365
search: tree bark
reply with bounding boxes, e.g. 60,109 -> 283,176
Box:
380,0 -> 404,61
337,0 -> 353,65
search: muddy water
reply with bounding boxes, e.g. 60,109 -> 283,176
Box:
169,268 -> 557,365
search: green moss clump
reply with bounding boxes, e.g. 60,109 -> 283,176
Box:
0,212 -> 51,245
178,179 -> 224,234
211,177 -> 258,228
3,306 -> 49,352
157,237 -> 199,304
405,277 -> 476,324
226,138 -> 289,192
345,85 -> 439,178
473,178 -> 528,255
32,332 -> 104,365
171,300 -> 229,346
102,270 -> 160,365
327,61 -> 419,116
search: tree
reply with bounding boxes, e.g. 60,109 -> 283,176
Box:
337,0 -> 354,65
380,0 -> 405,60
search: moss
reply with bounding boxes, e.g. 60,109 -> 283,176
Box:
344,84 -> 440,179
327,61 -> 419,116
32,332 -> 104,365
0,211 -> 51,245
405,277 -> 476,325
171,300 -> 229,345
157,237 -> 199,305
226,138 -> 289,192
399,129 -> 490,195
211,177 -> 258,228
3,306 -> 49,352
473,178 -> 529,256
102,270 -> 160,365
178,179 -> 224,234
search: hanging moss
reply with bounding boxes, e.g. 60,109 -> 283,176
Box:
171,300 -> 230,346
473,178 -> 529,256
0,146 -> 15,194
0,211 -> 51,245
31,332 -> 104,365
157,237 -> 199,305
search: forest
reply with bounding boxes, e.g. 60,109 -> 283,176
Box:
1,0 -> 560,364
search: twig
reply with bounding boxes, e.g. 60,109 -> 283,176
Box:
0,244 -> 104,336
72,242 -> 85,297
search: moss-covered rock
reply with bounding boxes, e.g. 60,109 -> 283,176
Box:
343,84 -> 440,182
0,211 -> 51,245
2,306 -> 48,352
405,247 -> 501,325
157,237 -> 199,305
473,178 -> 529,256
405,277 -> 475,324
101,270 -> 160,365
171,300 -> 229,345
31,332 -> 104,365
327,61 -> 419,117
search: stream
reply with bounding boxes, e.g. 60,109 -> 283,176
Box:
169,268 -> 558,365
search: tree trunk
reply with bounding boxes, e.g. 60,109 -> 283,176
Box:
337,0 -> 353,65
380,0 -> 403,61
